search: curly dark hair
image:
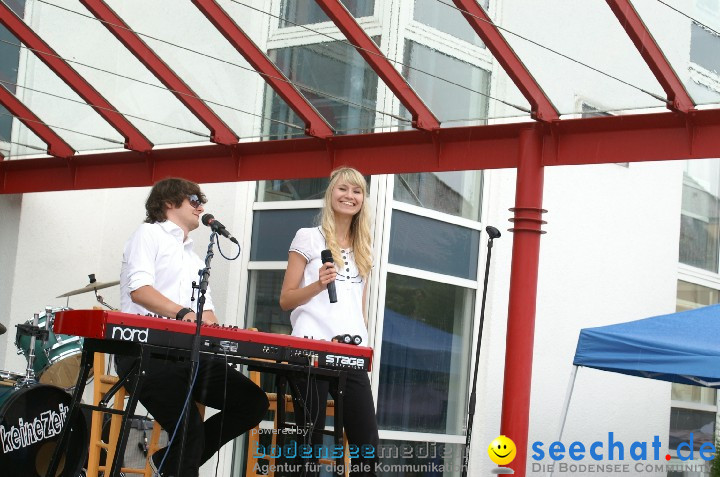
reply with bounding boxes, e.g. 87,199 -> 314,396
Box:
144,177 -> 207,223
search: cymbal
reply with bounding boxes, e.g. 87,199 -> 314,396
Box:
57,280 -> 120,298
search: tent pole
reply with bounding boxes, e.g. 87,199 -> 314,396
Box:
548,365 -> 579,477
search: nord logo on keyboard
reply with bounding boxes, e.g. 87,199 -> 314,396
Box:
111,326 -> 149,343
325,354 -> 365,369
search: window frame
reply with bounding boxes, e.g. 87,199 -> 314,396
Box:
242,0 -> 497,460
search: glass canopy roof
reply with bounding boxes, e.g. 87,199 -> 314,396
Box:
0,0 -> 719,191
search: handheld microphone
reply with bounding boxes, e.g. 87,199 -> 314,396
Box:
202,214 -> 238,244
320,249 -> 338,303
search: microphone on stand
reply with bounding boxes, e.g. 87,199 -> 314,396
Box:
486,225 -> 502,239
201,214 -> 238,244
462,225 -> 502,477
320,249 -> 338,303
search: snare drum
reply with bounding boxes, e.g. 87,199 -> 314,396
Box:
0,383 -> 88,477
15,307 -> 84,389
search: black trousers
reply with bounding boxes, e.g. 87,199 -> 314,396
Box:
286,370 -> 379,477
116,354 -> 268,477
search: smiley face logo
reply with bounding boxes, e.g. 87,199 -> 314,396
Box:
488,435 -> 516,466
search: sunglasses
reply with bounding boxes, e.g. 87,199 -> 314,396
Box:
187,194 -> 202,209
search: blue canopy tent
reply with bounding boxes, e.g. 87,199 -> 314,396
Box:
573,303 -> 720,387
547,304 -> 720,476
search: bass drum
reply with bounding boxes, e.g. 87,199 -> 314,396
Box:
0,383 -> 87,477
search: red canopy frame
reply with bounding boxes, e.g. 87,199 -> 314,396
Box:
193,0 -> 334,139
0,83 -> 74,158
0,1 -> 153,151
315,0 -> 440,131
81,0 -> 239,145
607,0 -> 694,113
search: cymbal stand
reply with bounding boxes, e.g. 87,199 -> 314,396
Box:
16,312 -> 48,386
94,289 -> 117,310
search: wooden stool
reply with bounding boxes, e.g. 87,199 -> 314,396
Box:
86,353 -> 205,477
245,370 -> 349,477
86,352 -> 155,477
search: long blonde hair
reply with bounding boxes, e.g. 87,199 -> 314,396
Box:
319,167 -> 372,278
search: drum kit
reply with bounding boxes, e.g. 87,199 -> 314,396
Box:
0,275 -> 119,477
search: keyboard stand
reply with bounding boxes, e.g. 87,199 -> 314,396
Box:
46,340 -> 349,477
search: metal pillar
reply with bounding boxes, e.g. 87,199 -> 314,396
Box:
501,125 -> 546,476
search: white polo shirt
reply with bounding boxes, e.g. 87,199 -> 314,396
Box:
120,221 -> 213,316
289,227 -> 368,344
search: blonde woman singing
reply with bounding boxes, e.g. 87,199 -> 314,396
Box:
280,167 -> 378,476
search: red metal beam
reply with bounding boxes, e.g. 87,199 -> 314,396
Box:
0,124 -> 519,193
80,0 -> 238,146
192,0 -> 334,139
0,84 -> 74,158
3,109 -> 720,194
502,125 -> 545,477
453,0 -> 558,122
607,0 -> 694,113
0,2 -> 153,152
543,109 -> 717,165
314,0 -> 441,131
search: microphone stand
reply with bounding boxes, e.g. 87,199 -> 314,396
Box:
175,231 -> 216,476
462,226 -> 501,477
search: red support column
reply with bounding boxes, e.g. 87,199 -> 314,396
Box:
501,124 -> 546,476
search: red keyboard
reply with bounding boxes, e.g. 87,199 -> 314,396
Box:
54,309 -> 372,371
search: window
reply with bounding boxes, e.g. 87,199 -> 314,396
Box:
394,171 -> 483,221
256,178 -> 329,202
402,40 -> 490,125
388,210 -> 480,280
245,270 -> 292,336
264,39 -> 380,138
412,0 -> 488,47
279,0 -> 374,27
668,281 -> 718,476
679,161 -> 720,272
243,3 -> 490,472
377,273 -> 474,434
250,209 -> 319,261
0,0 -> 26,146
691,22 -> 720,75
673,159 -> 720,476
256,175 -> 370,203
